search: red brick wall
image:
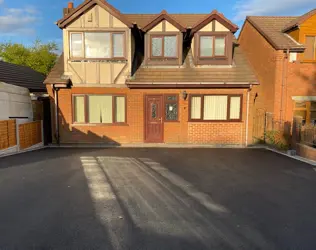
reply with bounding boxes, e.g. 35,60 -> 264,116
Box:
239,20 -> 279,115
239,20 -> 316,125
47,86 -> 250,145
296,143 -> 316,161
285,62 -> 316,122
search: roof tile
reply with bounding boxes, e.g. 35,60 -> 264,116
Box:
246,16 -> 305,50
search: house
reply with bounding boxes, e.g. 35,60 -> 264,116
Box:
238,9 -> 316,126
44,0 -> 257,145
0,61 -> 47,121
0,82 -> 33,121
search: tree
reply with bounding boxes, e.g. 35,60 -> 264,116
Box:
0,40 -> 58,75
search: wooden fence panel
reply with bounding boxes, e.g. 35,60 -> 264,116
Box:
0,120 -> 17,150
19,121 -> 42,150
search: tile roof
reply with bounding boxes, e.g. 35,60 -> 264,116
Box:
128,46 -> 257,84
0,61 -> 46,92
124,14 -> 207,28
282,8 -> 316,32
246,16 -> 305,51
44,54 -> 69,85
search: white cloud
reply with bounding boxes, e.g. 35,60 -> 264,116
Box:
233,0 -> 315,21
0,2 -> 40,36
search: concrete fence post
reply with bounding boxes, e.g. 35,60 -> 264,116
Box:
41,120 -> 44,146
15,120 -> 20,152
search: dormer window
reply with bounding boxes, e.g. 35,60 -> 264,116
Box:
199,35 -> 226,57
151,35 -> 177,58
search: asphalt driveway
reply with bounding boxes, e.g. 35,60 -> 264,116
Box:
0,148 -> 316,249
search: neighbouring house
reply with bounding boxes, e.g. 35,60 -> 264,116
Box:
238,9 -> 316,127
0,61 -> 47,121
0,61 -> 52,145
0,82 -> 33,122
44,0 -> 257,145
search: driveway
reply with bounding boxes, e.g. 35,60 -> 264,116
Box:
0,148 -> 316,249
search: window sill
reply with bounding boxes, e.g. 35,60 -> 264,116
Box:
69,58 -> 127,63
164,120 -> 180,123
300,60 -> 316,64
188,120 -> 243,123
71,123 -> 129,127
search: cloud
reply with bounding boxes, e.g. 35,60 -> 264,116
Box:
233,0 -> 315,21
0,2 -> 40,36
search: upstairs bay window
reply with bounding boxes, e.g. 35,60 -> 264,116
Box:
199,35 -> 226,57
70,32 -> 125,59
151,35 -> 177,58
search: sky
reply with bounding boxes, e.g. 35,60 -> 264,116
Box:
0,0 -> 314,52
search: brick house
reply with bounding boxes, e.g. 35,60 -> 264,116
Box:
238,9 -> 316,126
44,0 -> 257,145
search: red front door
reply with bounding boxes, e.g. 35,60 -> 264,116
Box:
145,95 -> 164,143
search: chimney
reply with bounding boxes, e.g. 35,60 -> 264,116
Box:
68,2 -> 74,9
63,2 -> 74,17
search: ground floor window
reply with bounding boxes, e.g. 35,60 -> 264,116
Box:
73,95 -> 126,124
293,101 -> 316,125
189,94 -> 242,122
164,95 -> 178,121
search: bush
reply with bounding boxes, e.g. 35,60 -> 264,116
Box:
264,130 -> 290,151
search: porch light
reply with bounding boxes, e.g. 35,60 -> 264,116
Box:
182,90 -> 188,100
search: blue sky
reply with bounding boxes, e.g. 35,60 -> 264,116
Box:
0,0 -> 314,52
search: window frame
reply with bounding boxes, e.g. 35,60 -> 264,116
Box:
70,33 -> 84,58
303,35 -> 316,62
198,34 -> 227,59
72,94 -> 127,125
188,94 -> 242,122
69,31 -> 126,60
149,34 -> 178,59
293,100 -> 316,124
164,94 -> 179,122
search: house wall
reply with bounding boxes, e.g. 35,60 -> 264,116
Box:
240,19 -> 316,125
46,85 -> 249,145
284,61 -> 316,122
238,20 -> 280,117
296,13 -> 316,62
63,5 -> 132,86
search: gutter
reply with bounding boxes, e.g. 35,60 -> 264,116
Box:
245,86 -> 251,146
280,49 -> 289,122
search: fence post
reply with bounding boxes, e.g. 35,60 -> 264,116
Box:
16,120 -> 20,152
41,120 -> 44,146
263,112 -> 267,143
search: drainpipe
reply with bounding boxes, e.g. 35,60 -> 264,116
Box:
53,85 -> 60,145
280,49 -> 289,122
245,86 -> 251,146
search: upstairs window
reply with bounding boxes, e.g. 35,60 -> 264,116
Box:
70,32 -> 125,59
199,35 -> 226,57
151,35 -> 177,58
304,36 -> 316,60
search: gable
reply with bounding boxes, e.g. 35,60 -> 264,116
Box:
67,5 -> 127,28
300,12 -> 316,30
142,11 -> 186,32
148,20 -> 180,32
199,20 -> 230,32
191,10 -> 238,33
57,0 -> 132,29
